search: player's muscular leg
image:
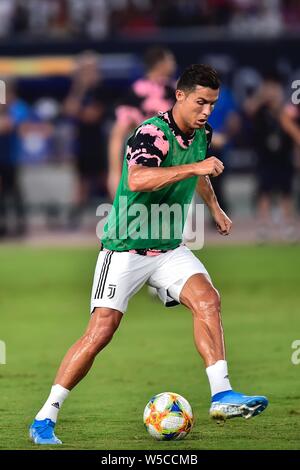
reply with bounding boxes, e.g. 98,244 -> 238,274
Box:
54,308 -> 122,390
180,274 -> 225,367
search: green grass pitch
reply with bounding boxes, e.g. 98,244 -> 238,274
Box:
0,245 -> 300,450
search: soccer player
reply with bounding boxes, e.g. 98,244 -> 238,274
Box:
30,64 -> 268,445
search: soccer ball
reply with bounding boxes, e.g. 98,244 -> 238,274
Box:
143,392 -> 194,440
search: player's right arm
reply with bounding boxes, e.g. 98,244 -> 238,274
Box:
128,157 -> 224,192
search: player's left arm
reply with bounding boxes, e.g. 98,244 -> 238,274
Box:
196,176 -> 232,235
196,123 -> 232,236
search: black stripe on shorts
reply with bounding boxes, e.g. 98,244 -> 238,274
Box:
94,251 -> 113,299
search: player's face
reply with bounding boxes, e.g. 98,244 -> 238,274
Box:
158,54 -> 177,79
176,86 -> 219,130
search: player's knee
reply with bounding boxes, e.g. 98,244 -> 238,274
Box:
190,286 -> 221,317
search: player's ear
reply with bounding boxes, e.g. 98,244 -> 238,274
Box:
176,89 -> 186,102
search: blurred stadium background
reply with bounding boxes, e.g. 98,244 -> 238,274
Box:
0,0 -> 299,243
1,0 -> 300,450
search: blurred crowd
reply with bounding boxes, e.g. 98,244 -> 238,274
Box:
0,0 -> 300,39
1,47 -> 300,242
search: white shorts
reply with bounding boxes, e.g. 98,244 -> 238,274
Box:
90,245 -> 209,314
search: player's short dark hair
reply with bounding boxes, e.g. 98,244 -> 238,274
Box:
177,64 -> 220,92
144,46 -> 173,71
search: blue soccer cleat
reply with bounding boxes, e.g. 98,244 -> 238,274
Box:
29,418 -> 62,445
210,390 -> 268,421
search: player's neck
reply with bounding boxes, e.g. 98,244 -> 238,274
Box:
172,105 -> 194,136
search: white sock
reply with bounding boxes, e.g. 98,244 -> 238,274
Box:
35,384 -> 69,423
206,360 -> 232,397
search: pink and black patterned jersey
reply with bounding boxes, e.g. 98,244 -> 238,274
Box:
126,110 -> 213,168
115,78 -> 175,130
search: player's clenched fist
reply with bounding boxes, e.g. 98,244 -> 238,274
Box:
195,156 -> 224,177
